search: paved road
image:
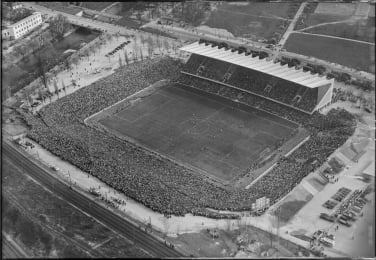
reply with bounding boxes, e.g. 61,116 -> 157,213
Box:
2,141 -> 184,258
2,233 -> 29,259
278,2 -> 307,47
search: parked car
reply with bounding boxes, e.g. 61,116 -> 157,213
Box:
338,218 -> 351,227
320,213 -> 335,222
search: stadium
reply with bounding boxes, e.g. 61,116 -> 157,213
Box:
21,40 -> 356,219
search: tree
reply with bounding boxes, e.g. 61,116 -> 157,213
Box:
147,42 -> 154,58
124,50 -> 129,65
61,80 -> 67,95
36,54 -> 51,90
180,1 -> 207,26
53,79 -> 59,98
49,14 -> 70,39
38,88 -> 45,103
118,55 -> 123,67
133,42 -> 138,61
140,34 -> 146,46
156,36 -> 162,53
139,47 -> 144,61
163,39 -> 170,52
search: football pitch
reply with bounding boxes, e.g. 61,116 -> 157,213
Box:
98,84 -> 299,184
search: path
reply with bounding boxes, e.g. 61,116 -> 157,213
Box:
101,2 -> 120,13
291,31 -> 375,46
297,17 -> 361,33
278,2 -> 307,47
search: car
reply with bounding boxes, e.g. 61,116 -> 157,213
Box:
339,214 -> 351,221
50,166 -> 59,171
338,218 -> 351,227
351,206 -> 362,213
320,213 -> 335,222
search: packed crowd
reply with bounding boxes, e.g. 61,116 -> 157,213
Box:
182,54 -> 320,113
19,57 -> 356,219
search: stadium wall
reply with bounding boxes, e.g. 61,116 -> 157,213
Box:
315,79 -> 334,111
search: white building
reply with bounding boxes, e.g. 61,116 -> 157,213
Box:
2,12 -> 43,40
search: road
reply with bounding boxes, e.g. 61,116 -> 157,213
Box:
278,2 -> 307,47
2,233 -> 29,259
22,2 -> 175,43
2,141 -> 184,258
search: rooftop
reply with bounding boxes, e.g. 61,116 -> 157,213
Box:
180,42 -> 333,89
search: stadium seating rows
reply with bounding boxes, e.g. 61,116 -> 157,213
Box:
182,54 -> 319,113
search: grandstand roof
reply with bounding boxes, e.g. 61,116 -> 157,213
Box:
180,42 -> 333,89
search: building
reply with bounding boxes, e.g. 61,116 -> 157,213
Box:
180,41 -> 334,114
2,12 -> 42,40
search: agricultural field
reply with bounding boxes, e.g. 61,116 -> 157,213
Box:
203,2 -> 299,42
97,84 -> 299,185
284,32 -> 375,73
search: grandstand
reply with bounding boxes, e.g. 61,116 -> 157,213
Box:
180,41 -> 334,114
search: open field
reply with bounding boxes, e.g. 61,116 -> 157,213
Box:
314,3 -> 356,16
98,84 -> 298,185
284,33 -> 375,73
304,18 -> 375,43
204,2 -> 298,41
81,2 -> 114,11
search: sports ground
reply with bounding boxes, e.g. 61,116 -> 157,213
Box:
98,84 -> 299,184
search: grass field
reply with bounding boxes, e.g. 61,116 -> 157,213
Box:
81,2 -> 114,11
98,84 -> 298,184
284,32 -> 375,73
314,3 -> 356,16
203,2 -> 297,41
304,18 -> 375,43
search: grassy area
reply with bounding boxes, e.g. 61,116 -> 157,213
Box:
2,156 -> 148,258
204,2 -> 298,42
299,14 -> 352,28
305,18 -> 375,43
116,15 -> 142,29
284,32 -> 375,73
81,2 -> 114,11
2,27 -> 100,96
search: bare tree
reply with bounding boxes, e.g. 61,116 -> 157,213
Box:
140,34 -> 146,46
147,42 -> 153,58
133,42 -> 138,62
53,79 -> 59,98
118,55 -> 123,67
38,88 -> 45,103
5,85 -> 11,100
61,80 -> 67,95
36,54 -> 51,90
49,14 -> 70,39
139,47 -> 144,61
156,36 -> 162,53
163,39 -> 170,53
124,49 -> 129,65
